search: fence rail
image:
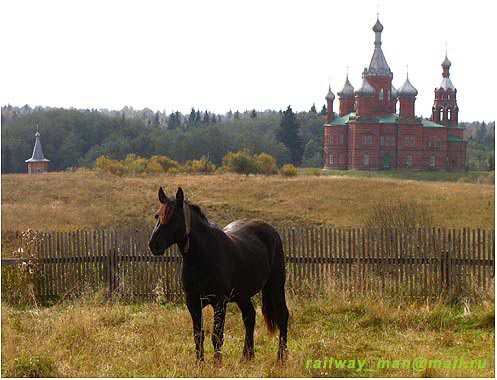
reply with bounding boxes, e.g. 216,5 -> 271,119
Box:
1,227 -> 494,302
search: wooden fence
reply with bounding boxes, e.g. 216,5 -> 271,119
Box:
1,227 -> 495,302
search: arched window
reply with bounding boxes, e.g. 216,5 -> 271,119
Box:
379,88 -> 384,101
447,108 -> 452,121
438,107 -> 443,121
406,154 -> 413,168
363,153 -> 369,166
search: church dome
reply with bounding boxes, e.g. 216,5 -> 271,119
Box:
325,85 -> 335,101
372,18 -> 384,33
355,78 -> 375,97
337,75 -> 355,98
397,75 -> 418,97
442,54 -> 451,69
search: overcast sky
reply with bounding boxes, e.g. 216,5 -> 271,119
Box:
1,0 -> 495,122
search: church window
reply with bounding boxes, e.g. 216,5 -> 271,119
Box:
405,136 -> 410,145
410,136 -> 416,146
438,107 -> 443,121
362,135 -> 367,144
447,108 -> 451,121
363,153 -> 369,166
406,154 -> 413,167
430,156 -> 436,167
367,135 -> 372,144
379,88 -> 384,101
380,136 -> 385,145
330,135 -> 334,144
339,134 -> 344,144
329,153 -> 334,165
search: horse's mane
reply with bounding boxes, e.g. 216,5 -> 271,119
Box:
185,200 -> 208,222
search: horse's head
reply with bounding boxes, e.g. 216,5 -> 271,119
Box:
149,186 -> 190,256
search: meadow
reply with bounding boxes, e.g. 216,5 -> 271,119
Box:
1,287 -> 494,378
1,170 -> 494,233
1,170 -> 494,378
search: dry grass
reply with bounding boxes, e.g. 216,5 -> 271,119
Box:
1,171 -> 494,232
1,289 -> 494,377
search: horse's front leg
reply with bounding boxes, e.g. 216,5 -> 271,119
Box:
186,295 -> 204,362
212,297 -> 227,366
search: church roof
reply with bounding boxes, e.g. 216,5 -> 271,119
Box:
442,54 -> 452,69
368,47 -> 393,76
355,78 -> 375,97
325,85 -> 335,101
25,129 -> 49,163
438,77 -> 455,90
325,113 -> 456,129
337,75 -> 355,98
367,17 -> 392,77
398,75 -> 418,97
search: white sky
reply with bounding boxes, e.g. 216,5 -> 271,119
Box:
1,0 -> 496,121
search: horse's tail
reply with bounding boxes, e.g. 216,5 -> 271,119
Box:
262,233 -> 289,334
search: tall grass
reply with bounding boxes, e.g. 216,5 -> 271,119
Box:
1,285 -> 494,378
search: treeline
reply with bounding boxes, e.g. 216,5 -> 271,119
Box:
462,121 -> 495,171
1,106 -> 325,173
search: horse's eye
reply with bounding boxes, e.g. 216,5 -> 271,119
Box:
154,214 -> 159,220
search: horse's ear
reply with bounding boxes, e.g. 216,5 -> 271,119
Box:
158,187 -> 167,204
176,187 -> 184,207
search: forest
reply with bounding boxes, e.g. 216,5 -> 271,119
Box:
1,104 -> 494,173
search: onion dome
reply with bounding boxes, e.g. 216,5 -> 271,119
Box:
397,75 -> 418,97
337,75 -> 355,98
325,85 -> 335,101
355,77 -> 375,97
442,54 -> 451,69
372,18 -> 384,33
391,84 -> 398,98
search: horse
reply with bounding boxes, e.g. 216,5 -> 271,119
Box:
148,186 -> 289,364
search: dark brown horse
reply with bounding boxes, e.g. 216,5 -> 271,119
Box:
149,186 -> 289,364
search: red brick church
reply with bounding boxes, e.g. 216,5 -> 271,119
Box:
323,17 -> 466,171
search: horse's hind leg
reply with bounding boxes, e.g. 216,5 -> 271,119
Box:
237,298 -> 256,361
275,286 -> 289,362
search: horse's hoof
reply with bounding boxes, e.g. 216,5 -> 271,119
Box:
214,352 -> 222,367
277,350 -> 289,363
240,352 -> 255,363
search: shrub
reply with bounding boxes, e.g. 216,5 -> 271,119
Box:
222,149 -> 258,175
311,168 -> 321,177
167,167 -> 180,175
150,155 -> 180,172
280,164 -> 297,177
182,156 -> 216,174
255,153 -> 278,175
95,156 -> 125,176
144,160 -> 164,174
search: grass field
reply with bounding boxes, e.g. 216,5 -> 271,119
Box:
1,289 -> 494,378
1,171 -> 494,233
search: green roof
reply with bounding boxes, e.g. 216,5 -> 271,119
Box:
325,113 -> 463,130
378,113 -> 399,124
421,119 -> 445,128
448,134 -> 465,142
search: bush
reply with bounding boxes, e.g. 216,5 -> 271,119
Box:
255,153 -> 278,175
182,156 -> 216,174
144,160 -> 164,174
280,164 -> 297,177
94,156 -> 125,176
150,155 -> 180,172
222,149 -> 258,175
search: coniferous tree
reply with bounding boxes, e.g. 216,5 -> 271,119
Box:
188,108 -> 197,125
203,111 -> 210,123
310,103 -> 317,114
250,109 -> 257,118
275,105 -> 304,165
320,104 -> 327,116
195,110 -> 202,124
234,110 -> 240,120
